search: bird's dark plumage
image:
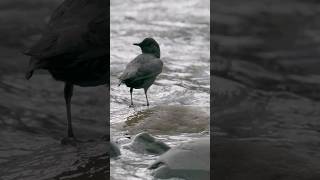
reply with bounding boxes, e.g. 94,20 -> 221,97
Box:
119,38 -> 163,106
25,0 -> 108,87
24,0 -> 108,141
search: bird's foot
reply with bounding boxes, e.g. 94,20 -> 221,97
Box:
60,136 -> 80,146
101,135 -> 109,141
143,103 -> 150,107
129,104 -> 135,108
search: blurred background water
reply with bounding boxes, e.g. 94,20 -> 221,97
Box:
110,0 -> 210,179
0,0 -> 108,179
213,0 -> 320,179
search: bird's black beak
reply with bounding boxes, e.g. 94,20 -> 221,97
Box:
133,43 -> 140,46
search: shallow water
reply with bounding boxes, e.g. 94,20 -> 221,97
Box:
0,1 -> 109,179
0,73 -> 109,180
213,0 -> 320,179
2,0 -> 319,179
110,0 -> 210,179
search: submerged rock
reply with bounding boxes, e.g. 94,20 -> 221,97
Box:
123,105 -> 209,135
123,132 -> 170,155
110,141 -> 121,158
149,137 -> 210,180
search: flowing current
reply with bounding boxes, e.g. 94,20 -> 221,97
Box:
110,0 -> 210,179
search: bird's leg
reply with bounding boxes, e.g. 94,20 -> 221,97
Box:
64,82 -> 74,138
144,88 -> 149,106
130,88 -> 134,107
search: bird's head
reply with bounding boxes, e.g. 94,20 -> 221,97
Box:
133,38 -> 160,58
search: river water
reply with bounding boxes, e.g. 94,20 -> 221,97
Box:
2,0 -> 319,179
110,0 -> 210,179
214,0 -> 320,179
0,0 -> 109,179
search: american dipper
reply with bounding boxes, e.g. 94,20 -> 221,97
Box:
24,0 -> 108,143
119,38 -> 163,106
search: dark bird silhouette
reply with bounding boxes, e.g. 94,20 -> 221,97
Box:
24,0 -> 108,142
119,38 -> 163,106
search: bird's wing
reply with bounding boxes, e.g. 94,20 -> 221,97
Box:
119,59 -> 138,81
119,54 -> 163,83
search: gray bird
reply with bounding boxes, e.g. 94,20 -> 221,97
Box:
24,0 -> 108,143
119,38 -> 163,107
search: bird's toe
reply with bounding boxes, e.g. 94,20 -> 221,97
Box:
60,137 -> 80,146
101,135 -> 108,141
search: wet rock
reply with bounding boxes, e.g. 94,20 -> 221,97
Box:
110,141 -> 121,158
149,137 -> 210,180
123,132 -> 170,155
123,105 -> 209,135
213,137 -> 320,180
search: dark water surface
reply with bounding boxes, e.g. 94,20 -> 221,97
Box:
0,1 -> 108,179
214,0 -> 320,179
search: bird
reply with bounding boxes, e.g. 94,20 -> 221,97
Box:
118,38 -> 163,107
24,0 -> 108,143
